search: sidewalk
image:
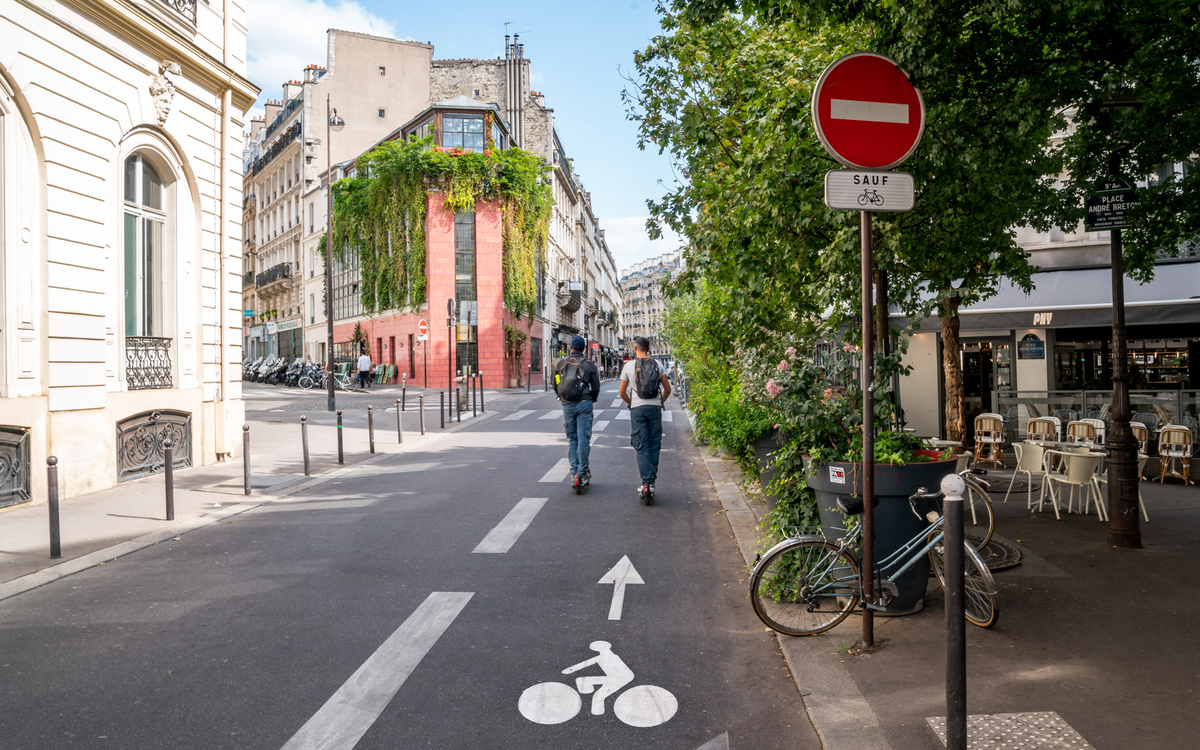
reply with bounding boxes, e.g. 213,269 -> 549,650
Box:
696,440 -> 1200,750
0,390 -> 550,599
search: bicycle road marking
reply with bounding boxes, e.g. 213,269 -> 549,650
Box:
279,591 -> 473,750
501,410 -> 535,421
473,498 -> 550,553
540,458 -> 571,483
539,410 -> 561,420
594,421 -> 610,433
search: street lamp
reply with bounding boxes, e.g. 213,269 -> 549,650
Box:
325,97 -> 345,411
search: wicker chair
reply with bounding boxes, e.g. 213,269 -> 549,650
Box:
1065,420 -> 1097,445
1130,422 -> 1150,457
973,413 -> 1005,468
1054,408 -> 1079,425
1081,418 -> 1106,444
1027,417 -> 1059,443
1158,425 -> 1193,485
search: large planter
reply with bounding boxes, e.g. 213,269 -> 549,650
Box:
804,453 -> 956,616
752,430 -> 786,512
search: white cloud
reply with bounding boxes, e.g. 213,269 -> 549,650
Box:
246,0 -> 397,105
602,216 -> 683,274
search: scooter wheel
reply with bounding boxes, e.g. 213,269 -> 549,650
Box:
643,488 -> 653,506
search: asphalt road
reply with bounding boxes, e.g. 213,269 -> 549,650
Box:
0,384 -> 818,749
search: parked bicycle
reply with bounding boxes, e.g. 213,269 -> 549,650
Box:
749,477 -> 1000,637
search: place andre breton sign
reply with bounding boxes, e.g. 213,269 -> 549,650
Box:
1085,175 -> 1139,231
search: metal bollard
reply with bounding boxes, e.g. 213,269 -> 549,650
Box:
401,384 -> 407,411
368,405 -> 375,454
480,372 -> 485,412
941,473 -> 967,750
336,410 -> 344,464
47,456 -> 61,559
527,365 -> 531,393
440,391 -> 445,429
420,393 -> 426,435
242,424 -> 251,495
456,387 -> 462,423
472,374 -> 477,418
164,439 -> 175,521
396,400 -> 403,444
301,416 -> 311,476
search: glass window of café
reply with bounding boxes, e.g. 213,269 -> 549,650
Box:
1051,325 -> 1200,390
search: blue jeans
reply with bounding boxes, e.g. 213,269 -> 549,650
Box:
630,405 -> 663,483
563,400 -> 594,475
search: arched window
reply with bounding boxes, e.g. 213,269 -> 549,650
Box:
123,154 -> 165,337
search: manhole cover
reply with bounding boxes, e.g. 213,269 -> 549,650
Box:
968,535 -> 1023,571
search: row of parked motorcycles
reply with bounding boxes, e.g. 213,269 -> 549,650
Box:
242,357 -> 327,390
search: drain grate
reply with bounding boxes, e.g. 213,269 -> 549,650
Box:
967,535 -> 1024,571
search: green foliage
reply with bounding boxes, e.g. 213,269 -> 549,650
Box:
351,322 -> 367,354
331,137 -> 552,319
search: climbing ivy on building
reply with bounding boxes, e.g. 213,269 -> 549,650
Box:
330,136 -> 552,320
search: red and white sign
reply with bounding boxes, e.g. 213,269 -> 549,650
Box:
418,319 -> 429,336
811,52 -> 925,170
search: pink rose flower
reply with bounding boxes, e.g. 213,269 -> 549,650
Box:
785,347 -> 797,358
776,360 -> 789,372
766,380 -> 783,397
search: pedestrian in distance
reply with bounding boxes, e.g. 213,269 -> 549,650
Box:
554,336 -> 601,494
619,337 -> 672,505
357,348 -> 372,390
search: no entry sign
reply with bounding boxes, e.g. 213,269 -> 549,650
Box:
418,319 -> 429,336
812,52 -> 925,170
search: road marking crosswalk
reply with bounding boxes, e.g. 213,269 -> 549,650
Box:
539,410 -> 561,420
501,410 -> 535,421
539,458 -> 571,483
279,591 -> 473,750
663,411 -> 674,423
617,411 -> 631,421
610,399 -> 623,408
473,497 -> 550,553
594,420 -> 610,433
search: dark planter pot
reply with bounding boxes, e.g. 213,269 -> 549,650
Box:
805,453 -> 956,616
752,430 -> 786,512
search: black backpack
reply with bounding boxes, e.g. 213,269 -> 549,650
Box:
556,356 -> 587,402
635,358 -> 661,400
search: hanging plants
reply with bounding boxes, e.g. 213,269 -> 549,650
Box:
330,136 -> 551,320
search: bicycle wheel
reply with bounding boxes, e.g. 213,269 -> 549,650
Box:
928,536 -> 1001,629
750,539 -> 860,636
962,480 -> 995,549
298,375 -> 314,390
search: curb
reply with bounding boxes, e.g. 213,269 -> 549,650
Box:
0,409 -> 500,603
691,423 -> 893,750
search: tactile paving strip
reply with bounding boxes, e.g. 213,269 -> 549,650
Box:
926,711 -> 1095,749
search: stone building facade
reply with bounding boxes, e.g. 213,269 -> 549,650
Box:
0,0 -> 256,503
620,251 -> 683,358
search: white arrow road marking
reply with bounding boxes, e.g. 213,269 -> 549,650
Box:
830,98 -> 909,124
539,458 -> 571,483
539,410 -> 560,420
501,410 -> 535,421
696,732 -> 730,750
594,421 -> 610,433
279,591 -> 473,750
473,498 -> 549,553
599,556 -> 644,620
663,411 -> 674,423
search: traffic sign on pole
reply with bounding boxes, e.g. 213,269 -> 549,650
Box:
418,319 -> 429,336
812,52 -> 925,170
824,170 -> 914,212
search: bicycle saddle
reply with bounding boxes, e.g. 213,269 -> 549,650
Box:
836,495 -> 880,516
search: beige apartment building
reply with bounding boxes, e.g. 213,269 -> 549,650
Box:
620,251 -> 683,358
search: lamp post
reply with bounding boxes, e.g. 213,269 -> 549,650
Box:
325,96 -> 345,412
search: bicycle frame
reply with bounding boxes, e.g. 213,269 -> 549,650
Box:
834,516 -> 945,593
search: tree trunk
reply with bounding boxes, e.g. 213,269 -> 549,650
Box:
941,297 -> 965,442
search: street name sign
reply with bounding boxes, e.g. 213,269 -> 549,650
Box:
1085,175 -> 1139,231
812,52 -> 925,170
824,170 -> 914,212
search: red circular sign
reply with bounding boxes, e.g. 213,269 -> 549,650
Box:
418,319 -> 428,335
812,52 -> 925,170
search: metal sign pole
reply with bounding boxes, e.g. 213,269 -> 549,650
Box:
861,209 -> 876,649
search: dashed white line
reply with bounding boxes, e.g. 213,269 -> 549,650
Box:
610,399 -> 624,408
663,411 -> 674,423
539,410 -> 561,420
279,591 -> 474,750
501,410 -> 535,421
594,420 -> 610,433
539,458 -> 571,483
473,498 -> 550,553
617,411 -> 631,421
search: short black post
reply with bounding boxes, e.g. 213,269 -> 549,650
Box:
419,393 -> 426,435
479,372 -> 485,412
336,410 -> 344,464
440,391 -> 445,429
164,439 -> 175,521
456,387 -> 462,423
942,474 -> 968,750
402,373 -> 407,411
472,374 -> 478,418
47,456 -> 61,559
527,365 -> 531,393
242,424 -> 251,495
367,405 -> 375,454
301,416 -> 310,476
396,400 -> 403,444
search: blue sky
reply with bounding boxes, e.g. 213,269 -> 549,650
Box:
246,0 -> 681,271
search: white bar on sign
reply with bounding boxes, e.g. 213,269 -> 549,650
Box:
830,99 -> 909,124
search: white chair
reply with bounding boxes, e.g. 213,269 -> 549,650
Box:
1158,425 -> 1193,485
1027,417 -> 1059,443
1040,450 -> 1105,521
1082,418 -> 1106,444
1130,422 -> 1149,457
1006,442 -> 1049,508
1094,455 -> 1150,523
973,413 -> 1005,468
1065,420 -> 1096,445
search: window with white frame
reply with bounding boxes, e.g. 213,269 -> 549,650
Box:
123,155 -> 166,337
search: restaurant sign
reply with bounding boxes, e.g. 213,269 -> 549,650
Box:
1017,333 -> 1045,360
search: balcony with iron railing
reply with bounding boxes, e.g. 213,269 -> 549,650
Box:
125,337 -> 173,390
159,0 -> 197,24
242,270 -> 254,290
256,262 -> 293,289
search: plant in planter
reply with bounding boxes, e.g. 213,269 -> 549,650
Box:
504,323 -> 527,388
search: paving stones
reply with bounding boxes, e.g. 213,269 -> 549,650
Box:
926,711 -> 1095,749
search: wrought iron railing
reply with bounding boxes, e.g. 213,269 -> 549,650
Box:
257,262 -> 292,288
125,337 -> 173,390
242,270 -> 254,289
160,0 -> 197,24
0,426 -> 30,508
116,410 -> 192,482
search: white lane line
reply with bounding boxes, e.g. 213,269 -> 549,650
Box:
539,410 -> 561,420
592,410 -> 605,420
594,421 -> 610,433
540,458 -> 571,483
280,591 -> 473,750
501,410 -> 535,421
663,411 -> 674,423
831,98 -> 910,124
473,498 -> 549,554
617,411 -> 631,421
610,399 -> 623,408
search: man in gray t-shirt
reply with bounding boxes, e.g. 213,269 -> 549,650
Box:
619,338 -> 672,503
